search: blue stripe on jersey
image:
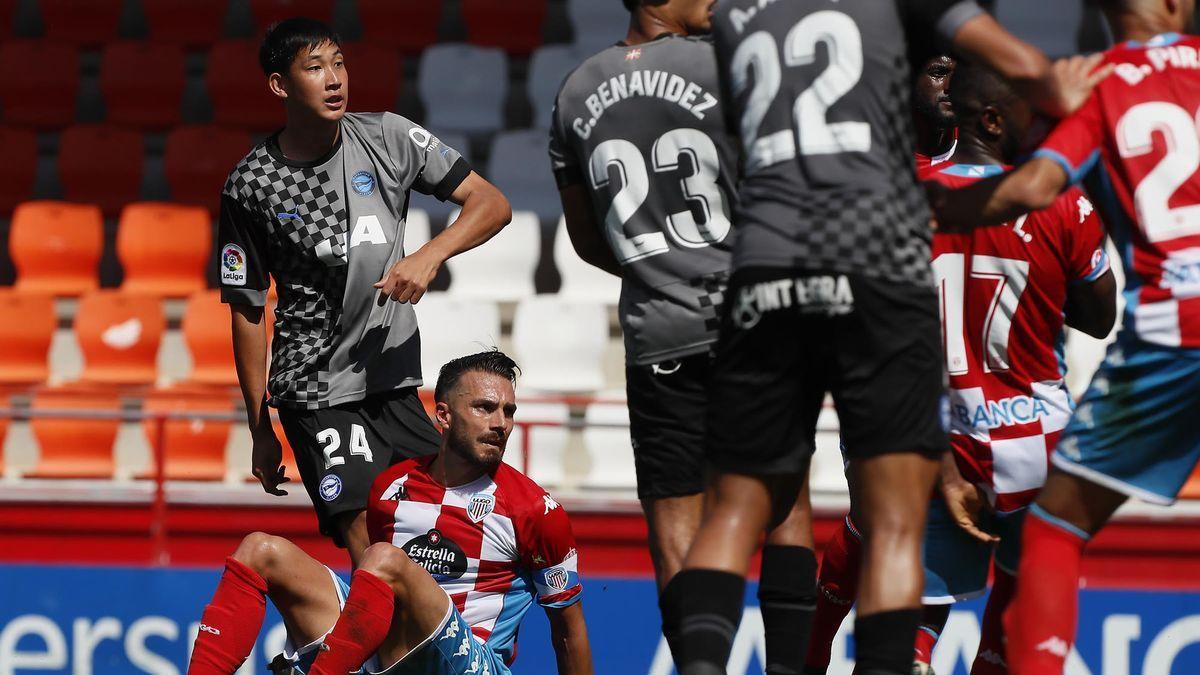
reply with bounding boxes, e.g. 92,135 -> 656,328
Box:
1083,163 -> 1147,335
1081,249 -> 1111,282
1123,32 -> 1183,49
487,573 -> 535,665
1034,148 -> 1100,186
938,163 -> 1006,178
1030,503 -> 1092,541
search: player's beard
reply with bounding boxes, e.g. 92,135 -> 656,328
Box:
916,96 -> 956,130
446,425 -> 506,471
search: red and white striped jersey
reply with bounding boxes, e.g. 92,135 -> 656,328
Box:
926,162 -> 1109,512
366,456 -> 582,666
1037,33 -> 1200,348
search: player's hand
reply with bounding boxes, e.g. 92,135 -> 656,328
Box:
251,423 -> 290,496
374,249 -> 441,305
941,480 -> 999,545
1041,53 -> 1113,118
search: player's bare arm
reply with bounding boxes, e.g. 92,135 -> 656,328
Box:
375,171 -> 511,304
1065,267 -> 1118,339
952,14 -> 1112,118
230,303 -> 289,496
547,601 -> 595,675
928,155 -> 1069,231
559,184 -> 622,277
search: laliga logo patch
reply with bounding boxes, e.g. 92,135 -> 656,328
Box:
352,170 -> 376,196
467,492 -> 495,523
221,244 -> 247,286
544,566 -> 569,592
319,474 -> 342,502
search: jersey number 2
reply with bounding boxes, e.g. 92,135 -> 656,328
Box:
933,253 -> 1031,376
317,424 -> 374,470
730,10 -> 871,173
1116,102 -> 1200,243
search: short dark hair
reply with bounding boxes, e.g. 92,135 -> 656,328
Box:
434,350 -> 520,403
622,0 -> 639,11
258,17 -> 342,76
948,60 -> 1017,127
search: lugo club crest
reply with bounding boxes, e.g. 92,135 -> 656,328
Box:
467,492 -> 495,523
403,529 -> 467,581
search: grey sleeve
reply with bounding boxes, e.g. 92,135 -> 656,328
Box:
217,191 -> 270,307
548,97 -> 583,189
383,112 -> 473,201
902,0 -> 985,45
935,1 -> 985,43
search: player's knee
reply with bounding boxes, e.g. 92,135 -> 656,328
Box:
358,543 -> 416,594
232,531 -> 288,577
864,508 -> 923,545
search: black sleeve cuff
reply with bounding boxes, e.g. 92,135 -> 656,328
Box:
220,287 -> 269,307
433,157 -> 472,202
554,166 -> 584,189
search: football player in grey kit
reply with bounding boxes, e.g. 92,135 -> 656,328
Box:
220,18 -> 512,569
661,1 -> 1114,674
549,1 -> 817,672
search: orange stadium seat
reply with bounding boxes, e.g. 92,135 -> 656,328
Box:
461,0 -> 548,55
243,416 -> 301,484
10,201 -> 103,296
142,0 -> 227,48
58,124 -> 145,216
140,390 -> 233,481
0,291 -> 56,387
100,42 -> 186,130
182,290 -> 237,387
343,43 -> 402,113
74,290 -> 165,386
165,125 -> 252,213
117,203 -> 211,297
40,0 -> 122,47
357,0 -> 443,55
0,41 -> 79,129
0,127 -> 38,215
207,41 -> 284,131
249,0 -> 332,32
1181,467 -> 1200,500
28,390 -> 120,478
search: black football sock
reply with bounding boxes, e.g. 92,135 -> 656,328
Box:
758,544 -> 818,675
658,574 -> 685,662
854,608 -> 922,675
674,568 -> 747,675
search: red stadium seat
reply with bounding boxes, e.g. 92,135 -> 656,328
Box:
117,203 -> 211,298
0,0 -> 15,36
57,124 -> 144,217
74,290 -> 165,386
343,42 -> 402,113
0,127 -> 38,215
140,389 -> 233,481
181,290 -> 237,387
249,0 -> 332,32
28,390 -> 121,478
100,42 -> 186,130
207,41 -> 283,131
165,125 -> 252,213
357,0 -> 442,55
142,0 -> 227,48
40,0 -> 121,48
0,41 -> 79,130
0,290 -> 56,387
10,201 -> 103,296
461,0 -> 548,55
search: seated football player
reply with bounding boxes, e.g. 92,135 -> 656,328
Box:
187,351 -> 594,675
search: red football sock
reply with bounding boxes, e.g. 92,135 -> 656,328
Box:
309,570 -> 395,675
805,516 -> 863,672
913,624 -> 939,664
187,557 -> 268,675
971,566 -> 1016,675
1004,507 -> 1088,675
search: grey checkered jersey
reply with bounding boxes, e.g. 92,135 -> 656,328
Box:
711,0 -> 983,287
549,34 -> 737,365
219,112 -> 470,410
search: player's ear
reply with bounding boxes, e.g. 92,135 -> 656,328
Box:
435,400 -> 452,432
267,72 -> 288,101
981,104 -> 1004,140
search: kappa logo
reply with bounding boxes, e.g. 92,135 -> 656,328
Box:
544,566 -> 569,592
467,492 -> 495,523
220,244 -> 247,287
978,648 -> 1006,666
198,623 -> 221,636
454,636 -> 471,657
440,618 -> 461,641
543,494 -> 560,515
1077,195 -> 1094,223
380,474 -> 410,501
1035,636 -> 1070,658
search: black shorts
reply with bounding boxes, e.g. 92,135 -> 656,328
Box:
708,268 -> 948,476
627,352 -> 712,500
278,388 -> 441,546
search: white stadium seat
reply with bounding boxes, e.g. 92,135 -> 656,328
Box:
444,210 -> 539,301
486,130 -> 563,222
512,296 -> 608,393
404,208 -> 431,254
418,44 -> 508,135
554,216 -> 621,304
507,401 -> 570,488
582,401 -> 635,490
412,294 -> 502,385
